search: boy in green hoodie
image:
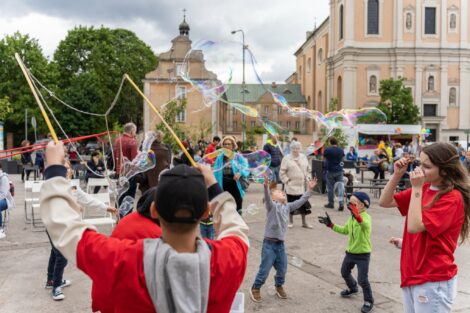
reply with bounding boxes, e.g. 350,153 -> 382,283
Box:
318,191 -> 374,313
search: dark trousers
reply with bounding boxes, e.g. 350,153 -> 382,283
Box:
118,176 -> 137,216
46,232 -> 68,289
341,252 -> 374,303
224,180 -> 243,215
369,167 -> 384,180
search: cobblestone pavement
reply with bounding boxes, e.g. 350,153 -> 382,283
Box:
1,173 -> 469,312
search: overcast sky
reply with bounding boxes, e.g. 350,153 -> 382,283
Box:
0,0 -> 329,83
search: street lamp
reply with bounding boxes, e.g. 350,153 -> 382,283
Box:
231,29 -> 247,145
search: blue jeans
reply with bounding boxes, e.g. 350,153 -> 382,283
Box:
200,223 -> 215,240
270,166 -> 281,184
341,252 -> 374,303
326,171 -> 344,205
402,276 -> 458,313
0,198 -> 7,228
253,240 -> 288,288
46,232 -> 68,289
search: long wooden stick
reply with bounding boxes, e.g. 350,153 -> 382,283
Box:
124,74 -> 196,167
15,53 -> 59,143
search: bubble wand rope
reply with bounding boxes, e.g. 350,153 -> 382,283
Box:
124,74 -> 196,167
15,53 -> 59,143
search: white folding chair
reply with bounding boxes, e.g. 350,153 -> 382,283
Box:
24,180 -> 43,224
86,178 -> 109,193
30,182 -> 45,231
81,192 -> 115,230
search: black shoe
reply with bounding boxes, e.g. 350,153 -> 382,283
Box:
324,203 -> 334,209
340,288 -> 358,298
361,302 -> 373,313
338,203 -> 344,211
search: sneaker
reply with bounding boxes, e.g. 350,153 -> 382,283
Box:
52,287 -> 65,301
338,203 -> 344,211
288,223 -> 293,228
0,229 -> 5,239
276,286 -> 287,299
250,286 -> 262,303
361,302 -> 374,313
324,203 -> 334,209
340,288 -> 358,298
45,279 -> 72,289
302,224 -> 313,229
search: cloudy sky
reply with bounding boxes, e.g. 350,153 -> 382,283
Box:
0,0 -> 329,83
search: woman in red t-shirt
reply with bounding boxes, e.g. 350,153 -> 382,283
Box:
379,142 -> 470,313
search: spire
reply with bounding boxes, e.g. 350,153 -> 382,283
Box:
179,9 -> 190,36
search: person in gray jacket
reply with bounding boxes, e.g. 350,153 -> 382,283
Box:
250,173 -> 317,303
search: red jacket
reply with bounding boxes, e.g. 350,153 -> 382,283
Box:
78,230 -> 248,313
113,134 -> 138,174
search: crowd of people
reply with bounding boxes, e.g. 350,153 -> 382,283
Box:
1,124 -> 469,313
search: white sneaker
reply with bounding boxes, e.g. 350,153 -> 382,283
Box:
0,229 -> 6,239
288,223 -> 293,228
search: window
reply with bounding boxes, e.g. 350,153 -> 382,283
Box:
286,121 -> 291,129
176,110 -> 186,122
295,121 -> 300,129
298,66 -> 302,80
425,7 -> 437,35
449,87 -> 457,106
176,86 -> 186,99
318,91 -> 322,111
339,5 -> 344,40
423,104 -> 437,117
367,0 -> 379,35
307,58 -> 312,73
427,128 -> 437,142
427,76 -> 435,91
449,136 -> 459,142
317,49 -> 323,64
277,106 -> 282,114
232,107 -> 237,115
251,121 -> 256,127
264,105 -> 269,114
175,63 -> 185,77
369,75 -> 377,94
233,121 -> 238,131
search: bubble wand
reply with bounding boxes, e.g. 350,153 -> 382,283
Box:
124,74 -> 196,167
15,53 -> 59,143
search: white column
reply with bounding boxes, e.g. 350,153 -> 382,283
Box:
415,66 -> 423,115
328,0 -> 336,57
460,0 -> 468,48
441,0 -> 447,45
344,0 -> 355,46
143,81 -> 150,132
459,67 -> 470,129
416,0 -> 422,45
343,65 -> 357,109
440,65 -> 448,126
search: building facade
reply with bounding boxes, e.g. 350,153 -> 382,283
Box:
143,17 -> 219,138
294,0 -> 470,142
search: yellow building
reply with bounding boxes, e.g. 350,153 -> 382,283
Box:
143,16 -> 220,139
294,0 -> 470,142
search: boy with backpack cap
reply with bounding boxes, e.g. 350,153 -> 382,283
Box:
40,140 -> 249,313
318,191 -> 374,313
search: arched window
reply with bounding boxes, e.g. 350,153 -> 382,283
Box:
428,75 -> 435,91
367,0 -> 379,35
317,48 -> 323,64
449,87 -> 457,106
337,76 -> 343,110
318,91 -> 323,112
369,75 -> 377,93
299,66 -> 302,80
307,58 -> 312,73
339,5 -> 344,40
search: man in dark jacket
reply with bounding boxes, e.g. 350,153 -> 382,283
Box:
263,135 -> 283,189
323,137 -> 345,211
139,130 -> 171,193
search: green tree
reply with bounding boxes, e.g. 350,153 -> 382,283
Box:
0,32 -> 53,141
0,97 -> 13,121
323,97 -> 349,148
155,99 -> 187,154
53,26 -> 158,134
376,78 -> 420,124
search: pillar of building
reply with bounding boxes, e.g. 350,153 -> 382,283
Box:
459,67 -> 470,129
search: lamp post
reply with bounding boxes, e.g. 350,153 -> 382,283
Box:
231,29 -> 246,145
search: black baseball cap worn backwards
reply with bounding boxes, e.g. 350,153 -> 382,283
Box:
155,165 -> 208,223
